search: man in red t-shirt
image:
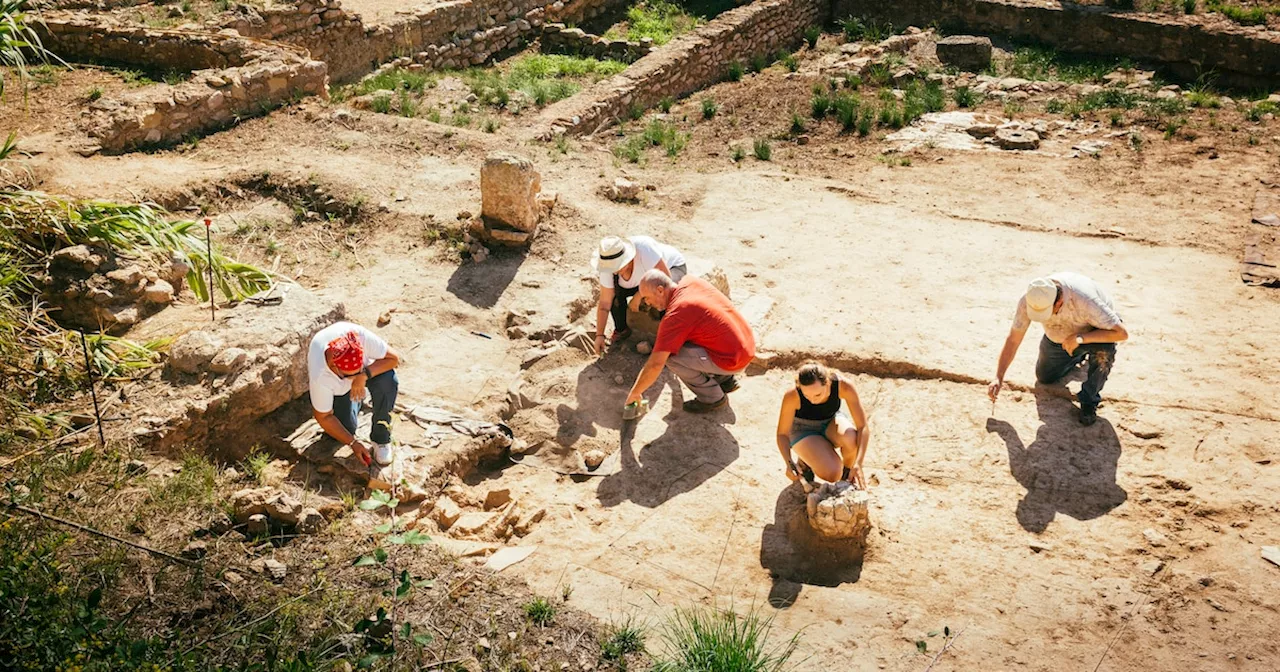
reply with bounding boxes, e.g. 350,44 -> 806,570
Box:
623,270 -> 756,413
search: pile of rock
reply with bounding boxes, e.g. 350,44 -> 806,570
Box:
427,487 -> 546,541
473,152 -> 557,247
231,486 -> 329,536
542,23 -> 655,63
42,244 -> 183,334
804,481 -> 871,541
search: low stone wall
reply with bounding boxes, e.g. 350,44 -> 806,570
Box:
832,0 -> 1280,89
536,0 -> 828,137
218,0 -> 630,83
541,22 -> 654,63
38,14 -> 329,153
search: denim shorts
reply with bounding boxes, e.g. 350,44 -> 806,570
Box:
788,410 -> 851,446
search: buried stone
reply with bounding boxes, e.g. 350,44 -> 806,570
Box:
805,481 -> 872,540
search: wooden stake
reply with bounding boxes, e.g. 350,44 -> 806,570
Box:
204,217 -> 215,322
78,330 -> 106,450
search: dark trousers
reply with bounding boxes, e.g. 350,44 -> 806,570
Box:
1035,335 -> 1116,409
610,284 -> 640,333
332,370 -> 398,444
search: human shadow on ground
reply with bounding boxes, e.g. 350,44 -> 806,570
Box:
445,247 -> 525,308
593,375 -> 741,509
986,391 -> 1127,534
759,482 -> 865,608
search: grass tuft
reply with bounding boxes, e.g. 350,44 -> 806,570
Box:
651,607 -> 800,672
701,97 -> 718,120
753,138 -> 771,161
524,596 -> 556,626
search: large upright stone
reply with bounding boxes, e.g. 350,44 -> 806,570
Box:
805,481 -> 871,541
481,152 -> 543,234
936,35 -> 993,72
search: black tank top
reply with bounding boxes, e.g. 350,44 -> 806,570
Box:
795,377 -> 841,421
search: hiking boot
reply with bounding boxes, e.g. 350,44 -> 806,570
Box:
1079,405 -> 1098,427
719,376 -> 740,394
682,397 -> 727,414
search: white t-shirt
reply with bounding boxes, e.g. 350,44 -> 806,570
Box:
1013,271 -> 1123,344
598,235 -> 686,289
307,321 -> 388,413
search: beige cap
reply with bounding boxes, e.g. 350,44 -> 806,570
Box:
1025,278 -> 1058,322
590,236 -> 636,275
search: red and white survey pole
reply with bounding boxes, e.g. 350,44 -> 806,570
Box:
203,217 -> 215,322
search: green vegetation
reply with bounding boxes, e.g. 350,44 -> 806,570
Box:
243,445 -> 271,485
1,0 -> 62,101
790,112 -> 807,135
727,61 -> 744,81
354,68 -> 437,98
730,144 -> 746,162
952,85 -> 977,108
86,86 -> 103,102
701,97 -> 718,119
804,25 -> 821,49
602,618 -> 647,662
1245,99 -> 1280,121
840,16 -> 895,43
659,96 -> 675,113
1206,0 -> 1280,25
651,607 -> 800,672
781,51 -> 798,73
606,0 -> 702,45
753,137 -> 771,160
1000,44 -> 1132,83
524,596 -> 556,626
464,54 -> 626,110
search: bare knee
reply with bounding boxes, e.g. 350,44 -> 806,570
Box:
813,461 -> 842,483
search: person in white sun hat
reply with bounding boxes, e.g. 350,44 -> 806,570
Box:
988,272 -> 1129,426
591,234 -> 687,356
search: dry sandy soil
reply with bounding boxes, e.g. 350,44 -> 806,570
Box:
13,34 -> 1280,671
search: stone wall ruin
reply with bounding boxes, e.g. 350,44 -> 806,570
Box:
37,13 -> 329,153
536,0 -> 829,137
833,0 -> 1280,89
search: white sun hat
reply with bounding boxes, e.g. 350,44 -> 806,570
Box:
1024,277 -> 1058,322
590,235 -> 637,275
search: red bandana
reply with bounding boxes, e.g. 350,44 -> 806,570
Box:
326,331 -> 364,373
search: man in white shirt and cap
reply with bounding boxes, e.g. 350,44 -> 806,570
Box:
988,272 -> 1129,426
308,321 -> 401,467
590,234 -> 687,355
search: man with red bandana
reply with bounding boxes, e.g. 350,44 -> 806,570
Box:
307,321 -> 401,466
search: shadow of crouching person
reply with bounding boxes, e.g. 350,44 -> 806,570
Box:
986,392 -> 1127,534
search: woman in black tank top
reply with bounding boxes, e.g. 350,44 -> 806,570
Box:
774,361 -> 870,488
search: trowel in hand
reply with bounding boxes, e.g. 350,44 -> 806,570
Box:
622,399 -> 649,421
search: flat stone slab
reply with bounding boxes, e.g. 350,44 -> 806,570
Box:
1242,231 -> 1280,287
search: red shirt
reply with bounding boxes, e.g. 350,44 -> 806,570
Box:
653,277 -> 756,371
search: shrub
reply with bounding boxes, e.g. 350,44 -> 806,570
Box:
804,25 -> 821,49
753,138 -> 771,160
1183,0 -> 1196,14
701,97 -> 718,120
843,73 -> 862,89
601,619 -> 647,661
659,96 -> 674,113
857,107 -> 874,135
652,607 -> 800,672
524,597 -> 556,626
841,16 -> 894,43
86,86 -> 102,102
614,135 -> 646,163
370,91 -> 392,114
810,93 -> 830,119
727,61 -> 744,81
781,51 -> 798,73
619,0 -> 702,46
730,144 -> 745,162
953,86 -> 980,108
750,53 -> 768,73
832,94 -> 859,132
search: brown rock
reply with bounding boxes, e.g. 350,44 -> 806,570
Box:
583,450 -> 605,469
296,508 -> 325,534
181,540 -> 208,560
481,152 -> 543,233
208,347 -> 248,374
484,488 -> 512,511
452,511 -> 499,536
435,495 -> 463,529
143,279 -> 174,304
168,331 -> 222,374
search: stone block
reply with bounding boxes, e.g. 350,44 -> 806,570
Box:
451,511 -> 499,536
805,481 -> 871,540
936,35 -> 992,72
169,331 -> 222,374
481,152 -> 543,234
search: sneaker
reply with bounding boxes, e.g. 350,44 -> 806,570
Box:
719,376 -> 740,394
374,442 -> 395,466
682,397 -> 727,414
1079,406 -> 1098,427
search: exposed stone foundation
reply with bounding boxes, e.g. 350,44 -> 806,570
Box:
536,0 -> 828,137
540,22 -> 654,63
219,0 -> 631,83
832,0 -> 1280,89
37,13 -> 329,153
